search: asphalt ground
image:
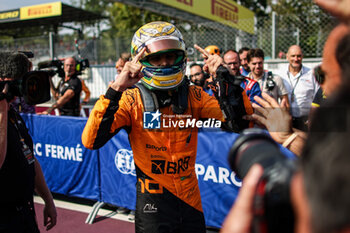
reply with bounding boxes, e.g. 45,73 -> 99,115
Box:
34,194 -> 220,233
34,195 -> 134,233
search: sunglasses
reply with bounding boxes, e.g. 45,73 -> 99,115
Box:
189,72 -> 203,78
313,65 -> 325,85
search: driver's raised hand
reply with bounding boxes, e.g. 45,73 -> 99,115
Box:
110,47 -> 146,92
194,44 -> 235,78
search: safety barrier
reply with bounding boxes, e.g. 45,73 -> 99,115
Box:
22,113 -> 294,228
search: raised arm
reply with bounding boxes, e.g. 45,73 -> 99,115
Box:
82,48 -> 145,149
247,92 -> 306,156
194,44 -> 253,132
40,89 -> 75,115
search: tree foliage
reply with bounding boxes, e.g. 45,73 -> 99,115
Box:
108,3 -> 171,38
74,1 -> 171,62
75,0 -> 170,38
267,0 -> 334,57
0,0 -> 333,62
239,0 -> 269,17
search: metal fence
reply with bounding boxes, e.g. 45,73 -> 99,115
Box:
0,13 -> 336,65
182,14 -> 336,60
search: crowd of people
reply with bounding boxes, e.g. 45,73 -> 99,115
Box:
221,1 -> 350,233
1,0 -> 350,232
189,44 -> 318,134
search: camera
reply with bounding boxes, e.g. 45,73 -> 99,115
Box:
75,58 -> 89,75
228,128 -> 296,233
38,59 -> 65,78
214,66 -> 249,132
266,72 -> 276,91
313,65 -> 325,85
0,51 -> 51,105
21,71 -> 52,105
38,58 -> 89,78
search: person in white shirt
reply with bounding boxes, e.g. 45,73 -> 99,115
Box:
281,45 -> 319,131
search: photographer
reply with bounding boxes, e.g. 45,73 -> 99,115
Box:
0,51 -> 56,232
222,84 -> 350,233
223,49 -> 262,104
40,57 -> 82,116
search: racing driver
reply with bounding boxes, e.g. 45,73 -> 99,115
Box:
82,21 -> 252,233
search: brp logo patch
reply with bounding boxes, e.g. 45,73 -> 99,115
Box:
151,160 -> 166,174
114,149 -> 136,176
143,110 -> 161,129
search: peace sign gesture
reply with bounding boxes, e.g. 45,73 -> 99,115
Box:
110,47 -> 146,92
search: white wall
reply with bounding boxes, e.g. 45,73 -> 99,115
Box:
264,58 -> 322,76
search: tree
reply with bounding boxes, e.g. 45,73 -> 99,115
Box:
239,0 -> 269,17
108,3 -> 171,38
74,1 -> 172,62
268,0 -> 335,57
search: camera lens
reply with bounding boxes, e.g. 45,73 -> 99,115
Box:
22,71 -> 51,105
228,129 -> 296,233
0,82 -> 5,92
228,129 -> 285,179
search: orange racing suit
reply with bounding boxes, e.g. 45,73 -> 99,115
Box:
82,84 -> 252,233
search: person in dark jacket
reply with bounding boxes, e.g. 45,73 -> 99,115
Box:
0,51 -> 57,232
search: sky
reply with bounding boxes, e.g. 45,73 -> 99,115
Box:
0,0 -> 73,11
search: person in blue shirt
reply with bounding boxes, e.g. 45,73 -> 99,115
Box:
223,49 -> 262,104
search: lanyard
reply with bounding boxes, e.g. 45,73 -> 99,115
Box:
9,111 -> 35,164
287,68 -> 303,102
9,113 -> 25,141
260,73 -> 270,93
